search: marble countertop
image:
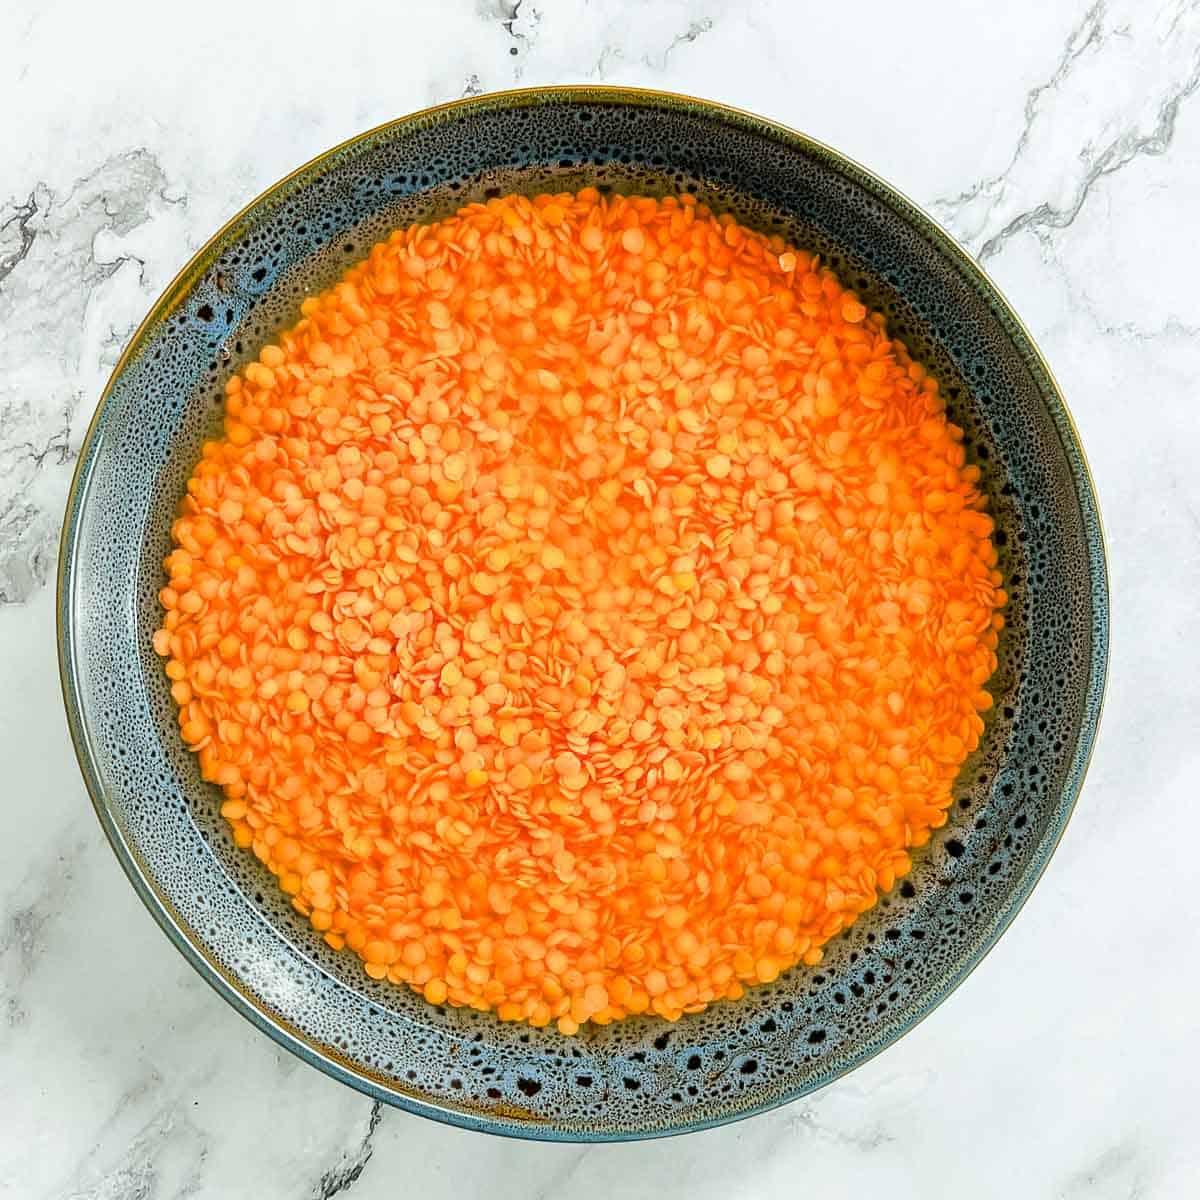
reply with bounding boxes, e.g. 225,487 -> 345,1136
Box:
2,0 -> 1196,1195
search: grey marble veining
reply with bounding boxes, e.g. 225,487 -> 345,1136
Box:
2,0 -> 1198,1196
0,150 -> 188,605
934,0 -> 1200,260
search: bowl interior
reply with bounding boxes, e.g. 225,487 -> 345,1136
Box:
60,89 -> 1107,1139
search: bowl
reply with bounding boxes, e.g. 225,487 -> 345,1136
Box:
58,86 -> 1108,1140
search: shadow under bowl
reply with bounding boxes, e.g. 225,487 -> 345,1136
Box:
58,86 -> 1108,1141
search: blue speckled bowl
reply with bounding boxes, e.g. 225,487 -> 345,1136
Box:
58,87 -> 1108,1140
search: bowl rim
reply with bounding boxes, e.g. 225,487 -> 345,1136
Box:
57,84 -> 1110,1141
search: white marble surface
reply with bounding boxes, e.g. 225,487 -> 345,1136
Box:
2,0 -> 1197,1195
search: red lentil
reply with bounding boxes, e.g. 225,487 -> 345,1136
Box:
156,190 -> 1004,1032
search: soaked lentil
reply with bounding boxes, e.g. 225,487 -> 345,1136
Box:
156,191 -> 1005,1032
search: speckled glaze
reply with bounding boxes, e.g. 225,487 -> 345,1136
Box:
58,87 -> 1108,1141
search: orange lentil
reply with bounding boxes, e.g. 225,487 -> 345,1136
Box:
156,191 -> 1003,1031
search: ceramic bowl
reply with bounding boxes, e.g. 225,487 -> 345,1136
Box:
58,87 -> 1108,1140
